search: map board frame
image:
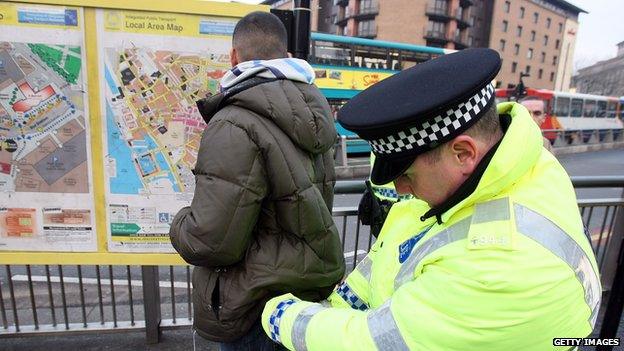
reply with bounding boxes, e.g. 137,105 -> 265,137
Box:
0,0 -> 267,265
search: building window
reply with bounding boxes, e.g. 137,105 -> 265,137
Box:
468,36 -> 474,46
558,22 -> 563,33
533,12 -> 539,24
517,25 -> 523,37
502,20 -> 508,32
519,7 -> 525,18
470,16 -> 476,26
499,39 -> 506,51
504,1 -> 510,13
555,39 -> 560,49
530,30 -> 536,42
428,20 -> 446,36
541,52 -> 546,63
433,0 -> 447,12
550,72 -> 555,82
538,68 -> 543,79
546,18 -> 551,28
358,20 -> 376,37
553,55 -> 558,66
544,35 -> 549,46
526,65 -> 531,74
511,61 -> 517,73
527,48 -> 533,59
514,44 -> 520,55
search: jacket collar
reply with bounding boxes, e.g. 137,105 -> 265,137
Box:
196,77 -> 278,124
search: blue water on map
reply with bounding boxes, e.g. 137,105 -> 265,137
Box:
138,154 -> 157,175
104,67 -> 119,95
107,103 -> 142,194
143,134 -> 158,150
156,152 -> 180,192
131,140 -> 148,154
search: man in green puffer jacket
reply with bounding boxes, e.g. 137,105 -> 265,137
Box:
169,11 -> 345,350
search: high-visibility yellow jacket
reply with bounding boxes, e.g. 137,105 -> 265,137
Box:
262,102 -> 601,350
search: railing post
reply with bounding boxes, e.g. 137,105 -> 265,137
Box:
589,129 -> 600,144
335,135 -> 348,167
598,208 -> 624,350
604,129 -> 614,143
553,130 -> 566,147
599,196 -> 624,291
572,130 -> 582,145
142,266 -> 161,344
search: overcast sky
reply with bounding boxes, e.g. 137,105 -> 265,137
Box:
567,0 -> 623,69
228,0 -> 622,70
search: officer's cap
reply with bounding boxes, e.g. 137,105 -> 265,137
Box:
338,48 -> 501,185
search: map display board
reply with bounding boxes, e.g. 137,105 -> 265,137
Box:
0,3 -> 96,251
97,9 -> 235,252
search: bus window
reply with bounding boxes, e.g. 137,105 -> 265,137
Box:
583,100 -> 596,117
554,97 -> 570,117
570,98 -> 583,117
310,40 -> 352,66
596,100 -> 607,118
607,101 -> 618,118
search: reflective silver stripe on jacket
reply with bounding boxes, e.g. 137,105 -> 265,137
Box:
291,304 -> 326,351
394,216 -> 472,289
472,197 -> 510,223
367,300 -> 410,351
356,256 -> 373,281
514,204 -> 602,327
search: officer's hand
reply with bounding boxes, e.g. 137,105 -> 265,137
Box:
261,293 -> 300,338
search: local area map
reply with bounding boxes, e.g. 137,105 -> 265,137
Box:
0,41 -> 87,193
104,46 -> 227,196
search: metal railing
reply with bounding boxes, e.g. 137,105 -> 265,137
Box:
1,177 -> 624,349
544,128 -> 624,146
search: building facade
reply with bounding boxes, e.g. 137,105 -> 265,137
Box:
490,0 -> 583,90
264,0 -> 585,91
572,41 -> 624,97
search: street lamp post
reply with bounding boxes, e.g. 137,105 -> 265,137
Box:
293,0 -> 311,60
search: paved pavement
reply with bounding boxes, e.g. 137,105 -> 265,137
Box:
3,148 -> 624,350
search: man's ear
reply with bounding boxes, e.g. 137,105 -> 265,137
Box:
230,47 -> 239,67
449,135 -> 479,175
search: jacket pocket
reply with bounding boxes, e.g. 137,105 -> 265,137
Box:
193,267 -> 219,318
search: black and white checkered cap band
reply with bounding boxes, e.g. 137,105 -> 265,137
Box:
370,83 -> 495,155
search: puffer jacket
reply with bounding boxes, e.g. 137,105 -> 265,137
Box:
169,78 -> 346,342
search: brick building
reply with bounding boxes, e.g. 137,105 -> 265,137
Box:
263,0 -> 585,90
572,41 -> 624,97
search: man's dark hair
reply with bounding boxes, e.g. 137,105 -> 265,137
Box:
233,11 -> 288,62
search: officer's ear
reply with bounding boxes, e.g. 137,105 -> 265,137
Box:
448,135 -> 479,175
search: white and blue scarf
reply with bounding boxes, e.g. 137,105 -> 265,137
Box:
219,58 -> 315,92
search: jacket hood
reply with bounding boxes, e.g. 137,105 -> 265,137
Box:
197,79 -> 336,155
439,102 -> 543,223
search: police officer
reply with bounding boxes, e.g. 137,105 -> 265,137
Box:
260,48 -> 601,350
